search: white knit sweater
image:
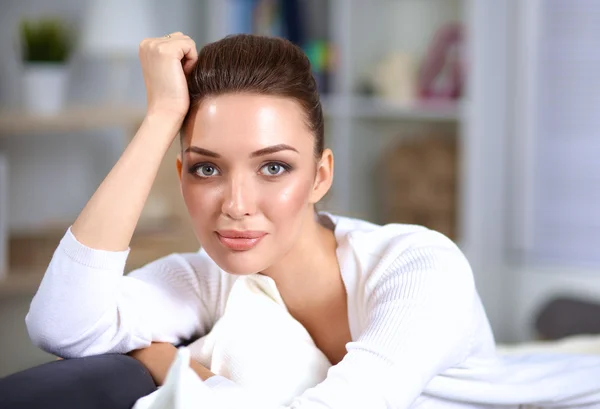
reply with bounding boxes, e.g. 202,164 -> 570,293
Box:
28,213 -> 600,408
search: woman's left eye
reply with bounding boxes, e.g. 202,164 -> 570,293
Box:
260,162 -> 289,176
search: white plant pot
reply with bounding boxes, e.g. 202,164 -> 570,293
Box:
22,63 -> 68,115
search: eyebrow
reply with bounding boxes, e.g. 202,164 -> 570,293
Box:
184,144 -> 299,158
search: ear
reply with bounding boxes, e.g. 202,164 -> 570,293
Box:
309,149 -> 334,204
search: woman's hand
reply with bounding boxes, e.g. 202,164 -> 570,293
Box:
129,342 -> 216,386
139,32 -> 198,126
67,32 -> 197,252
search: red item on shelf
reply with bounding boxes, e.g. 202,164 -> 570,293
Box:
418,23 -> 465,100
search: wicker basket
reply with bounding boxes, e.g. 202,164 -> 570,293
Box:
382,133 -> 458,240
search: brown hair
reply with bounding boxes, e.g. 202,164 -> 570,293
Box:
184,34 -> 324,159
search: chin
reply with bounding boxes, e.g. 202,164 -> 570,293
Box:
215,252 -> 272,275
218,260 -> 261,275
201,238 -> 274,275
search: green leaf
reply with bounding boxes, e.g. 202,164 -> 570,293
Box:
20,18 -> 74,63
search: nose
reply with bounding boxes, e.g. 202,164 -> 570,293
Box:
221,174 -> 256,219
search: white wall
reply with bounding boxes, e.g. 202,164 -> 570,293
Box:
460,0 -> 517,342
508,0 -> 600,342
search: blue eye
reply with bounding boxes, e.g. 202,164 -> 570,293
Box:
193,164 -> 220,177
260,162 -> 288,176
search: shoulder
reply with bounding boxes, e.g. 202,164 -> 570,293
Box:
330,213 -> 467,266
325,214 -> 486,364
328,213 -> 474,301
346,217 -> 446,254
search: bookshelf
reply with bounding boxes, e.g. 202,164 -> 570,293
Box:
345,97 -> 462,122
0,105 -> 194,293
0,1 -> 467,292
0,0 -> 535,342
202,0 -> 464,223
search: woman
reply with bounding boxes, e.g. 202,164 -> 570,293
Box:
24,33 -> 600,409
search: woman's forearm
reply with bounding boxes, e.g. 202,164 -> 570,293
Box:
129,343 -> 216,386
190,359 -> 216,382
71,33 -> 198,251
71,113 -> 180,251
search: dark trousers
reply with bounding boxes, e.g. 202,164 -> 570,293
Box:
0,354 -> 157,409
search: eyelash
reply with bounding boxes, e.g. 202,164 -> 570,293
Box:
187,161 -> 293,179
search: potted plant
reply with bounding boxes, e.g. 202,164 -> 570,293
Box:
20,18 -> 74,114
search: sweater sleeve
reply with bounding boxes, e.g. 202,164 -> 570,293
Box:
26,227 -> 222,359
201,240 -> 478,409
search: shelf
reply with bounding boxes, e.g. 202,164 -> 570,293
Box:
0,99 -> 460,135
0,105 -> 146,135
0,217 -> 200,299
322,96 -> 462,122
8,215 -> 185,239
350,97 -> 462,121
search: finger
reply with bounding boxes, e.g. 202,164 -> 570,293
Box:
165,31 -> 184,38
165,32 -> 185,41
183,59 -> 197,75
155,32 -> 186,43
154,38 -> 196,61
182,45 -> 198,74
173,39 -> 197,74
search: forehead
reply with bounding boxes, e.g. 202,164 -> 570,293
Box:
183,93 -> 312,153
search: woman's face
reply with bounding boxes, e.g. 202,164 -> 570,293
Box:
178,93 -> 332,275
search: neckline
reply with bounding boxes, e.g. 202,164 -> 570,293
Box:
258,211 -> 348,299
254,211 -> 359,340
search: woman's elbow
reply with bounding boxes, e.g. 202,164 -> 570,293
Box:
25,309 -> 70,357
25,309 -> 88,358
25,307 -> 136,359
24,278 -> 96,357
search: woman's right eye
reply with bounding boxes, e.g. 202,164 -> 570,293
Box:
191,164 -> 220,177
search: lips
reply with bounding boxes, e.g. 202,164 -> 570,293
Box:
216,230 -> 267,251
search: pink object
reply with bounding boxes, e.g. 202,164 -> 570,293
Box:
418,23 -> 465,100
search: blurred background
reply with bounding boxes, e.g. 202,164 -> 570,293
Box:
1,0 -> 599,377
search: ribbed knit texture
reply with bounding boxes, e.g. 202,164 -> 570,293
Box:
26,213 -> 499,408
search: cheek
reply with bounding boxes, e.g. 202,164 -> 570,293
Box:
181,180 -> 222,218
260,176 -> 312,218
